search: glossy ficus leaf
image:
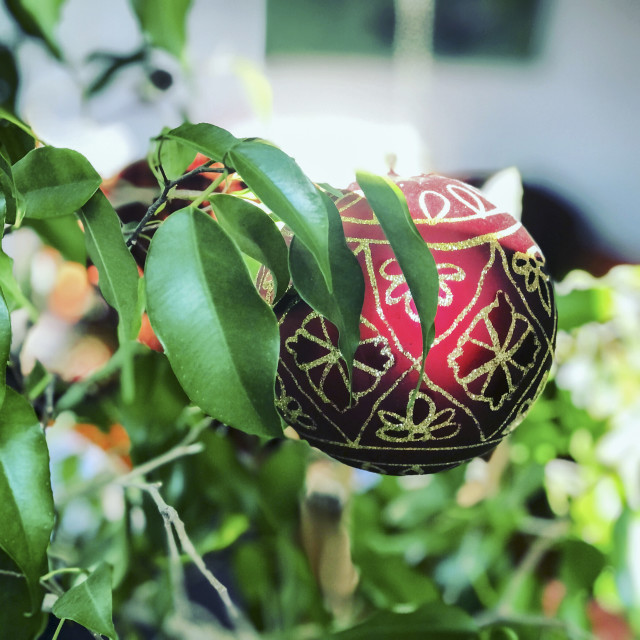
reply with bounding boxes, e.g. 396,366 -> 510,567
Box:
78,191 -> 140,338
0,152 -> 15,227
13,147 -> 102,221
0,550 -> 47,639
52,563 -> 118,640
331,603 -> 479,639
145,207 -> 282,438
356,171 -> 439,388
0,388 -> 55,613
131,0 -> 192,59
209,193 -> 290,303
0,118 -> 36,164
162,122 -> 240,163
317,182 -> 346,199
228,139 -> 333,292
0,290 -> 9,410
289,191 -> 364,392
25,215 -> 86,264
152,131 -> 197,181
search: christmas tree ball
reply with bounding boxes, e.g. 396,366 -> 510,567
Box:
258,174 -> 557,475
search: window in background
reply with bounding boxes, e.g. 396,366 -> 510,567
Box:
266,0 -> 544,60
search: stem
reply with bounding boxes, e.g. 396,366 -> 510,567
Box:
51,618 -> 65,640
191,172 -> 226,209
127,480 -> 251,634
117,442 -> 204,484
40,567 -> 85,583
0,569 -> 24,578
27,371 -> 54,402
56,427 -> 205,507
125,162 -> 223,248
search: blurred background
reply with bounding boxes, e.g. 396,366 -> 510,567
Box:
2,0 -> 638,265
2,0 -> 640,638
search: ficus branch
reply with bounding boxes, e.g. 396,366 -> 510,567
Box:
125,480 -> 256,638
124,161 -> 224,249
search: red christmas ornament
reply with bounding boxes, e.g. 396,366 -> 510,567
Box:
259,174 -> 557,475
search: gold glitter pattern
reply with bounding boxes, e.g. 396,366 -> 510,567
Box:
275,375 -> 317,431
448,291 -> 541,411
284,312 -> 394,412
512,252 -> 552,315
269,174 -> 556,475
380,258 -> 420,322
377,392 -> 460,443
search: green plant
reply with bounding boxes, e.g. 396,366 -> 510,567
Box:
1,2 -> 638,639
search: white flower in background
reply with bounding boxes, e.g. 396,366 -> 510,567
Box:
12,0 -> 267,176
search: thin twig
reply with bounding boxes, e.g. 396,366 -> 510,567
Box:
117,442 -> 204,484
125,161 -> 222,248
0,569 -> 24,578
127,481 -> 252,635
57,425 -> 206,506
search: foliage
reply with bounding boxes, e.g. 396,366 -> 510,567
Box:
1,3 -> 639,640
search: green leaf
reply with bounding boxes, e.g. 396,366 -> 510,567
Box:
78,190 -> 141,338
356,556 -> 440,611
52,562 -> 118,640
116,350 -> 189,453
0,290 -> 10,410
228,139 -> 333,292
331,603 -> 479,639
130,0 -> 193,59
0,250 -> 37,318
162,122 -> 241,162
356,171 -> 439,391
289,190 -> 364,391
145,207 -> 282,438
556,287 -> 613,331
153,133 -> 197,181
0,152 -> 16,227
0,118 -> 36,164
25,215 -> 86,264
480,627 -> 519,640
0,388 -> 55,612
317,182 -> 345,199
0,551 -> 47,640
12,147 -> 102,221
0,45 -> 19,114
209,193 -> 290,303
163,124 -> 335,293
4,0 -> 65,58
559,539 -> 606,592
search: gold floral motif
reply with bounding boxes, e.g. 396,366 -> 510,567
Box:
274,375 -> 316,431
376,392 -> 461,443
285,313 -> 394,412
512,252 -> 552,315
437,263 -> 466,307
379,258 -> 419,322
448,291 -> 541,411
